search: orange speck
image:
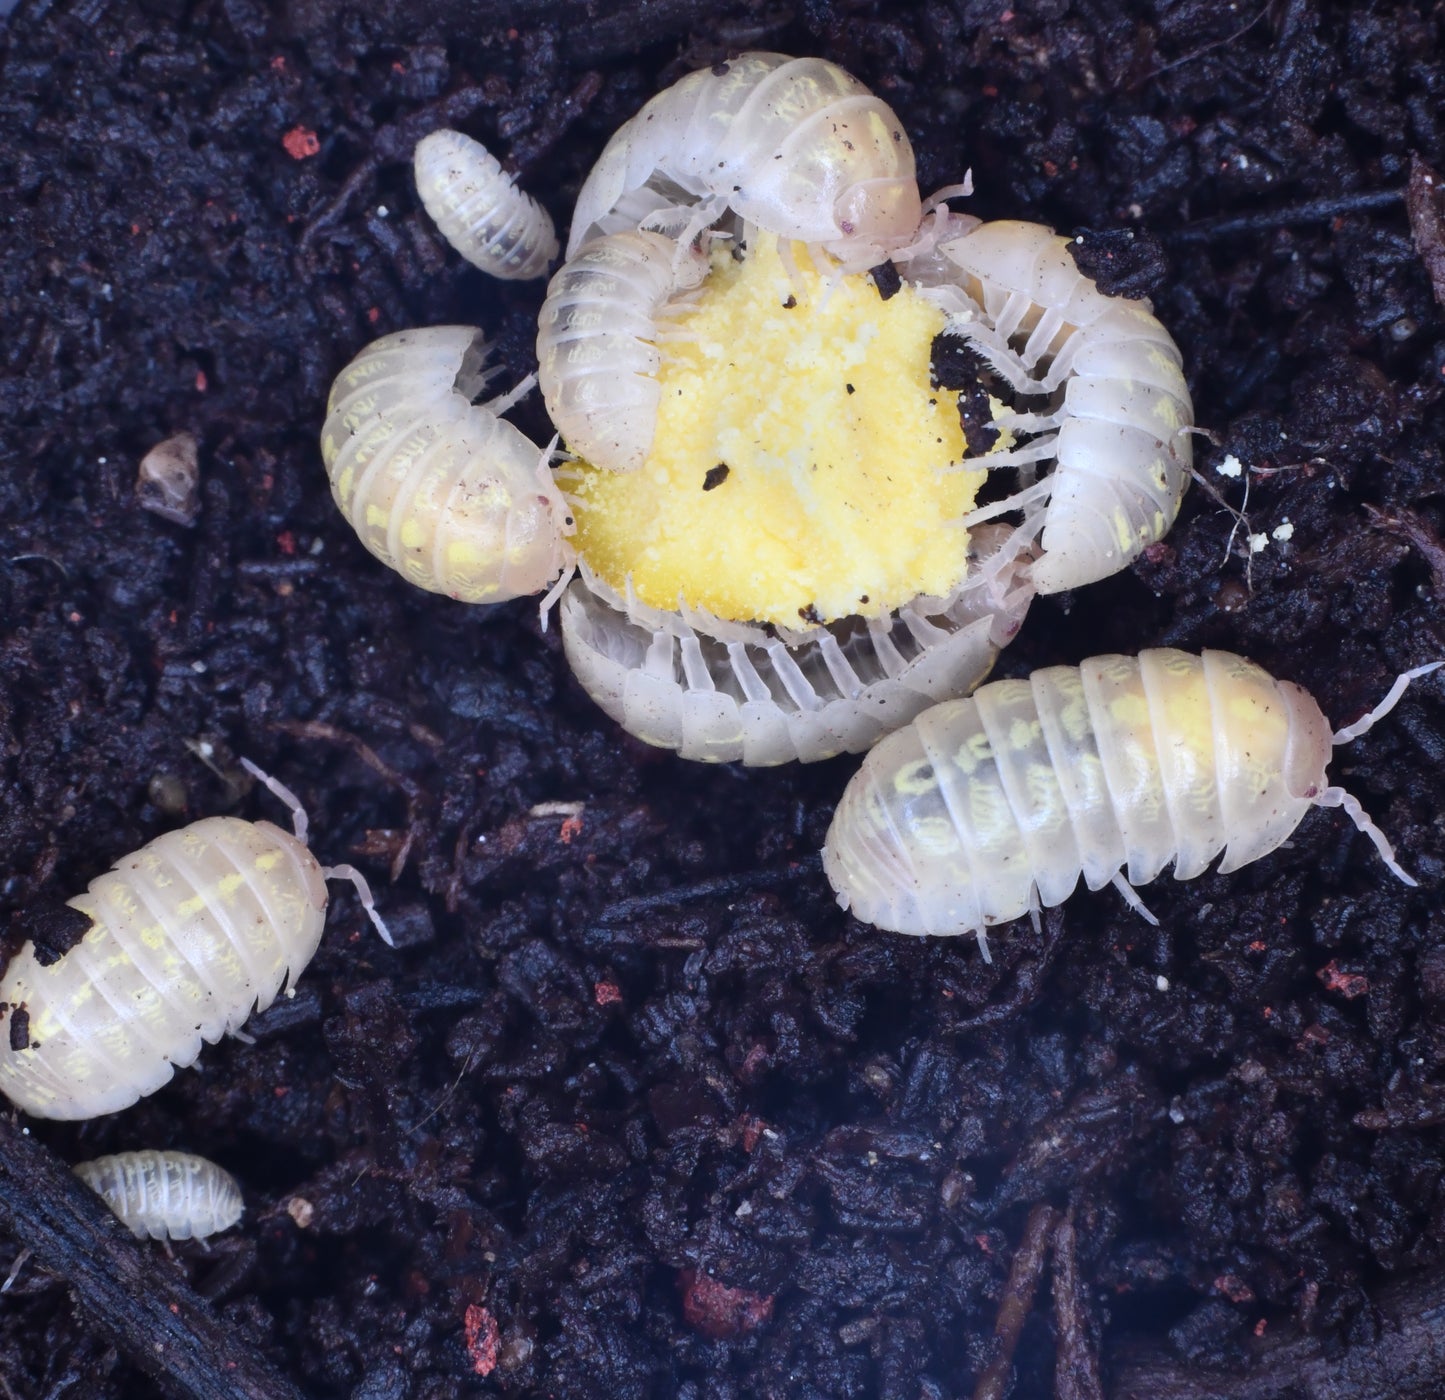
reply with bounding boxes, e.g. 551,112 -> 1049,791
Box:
270,55 -> 287,72
463,1305 -> 499,1377
195,370 -> 208,392
1042,159 -> 1058,177
678,1269 -> 773,1340
130,223 -> 141,235
391,61 -> 406,74
277,530 -> 297,556
283,126 -> 321,160
982,84 -> 998,98
739,1115 -> 765,1152
1318,960 -> 1369,999
1254,1318 -> 1268,1337
1248,939 -> 1267,952
274,1085 -> 289,1098
559,814 -> 584,844
1214,1274 -> 1255,1304
367,306 -> 380,324
594,980 -> 622,1006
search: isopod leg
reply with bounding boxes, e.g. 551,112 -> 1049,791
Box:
1109,871 -> 1160,926
322,863 -> 395,946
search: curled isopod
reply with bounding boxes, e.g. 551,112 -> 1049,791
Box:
824,649 -> 1442,956
74,1150 -> 243,1241
567,52 -> 922,272
0,762 -> 390,1120
413,128 -> 558,279
560,525 -> 1034,765
906,219 -> 1194,593
537,229 -> 710,473
321,326 -> 571,604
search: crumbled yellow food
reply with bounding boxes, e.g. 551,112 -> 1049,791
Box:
566,233 -> 985,627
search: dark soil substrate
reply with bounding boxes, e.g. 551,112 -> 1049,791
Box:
3,1 -> 1445,1396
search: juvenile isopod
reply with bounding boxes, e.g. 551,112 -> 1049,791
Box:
906,219 -> 1194,594
413,128 -> 559,280
824,649 -> 1442,955
561,526 -> 1035,765
321,326 -> 571,604
74,1150 -> 244,1242
566,52 -> 923,272
537,229 -> 710,473
0,762 -> 390,1120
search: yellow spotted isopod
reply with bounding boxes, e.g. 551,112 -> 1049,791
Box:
824,649 -> 1441,958
0,762 -> 390,1120
74,1150 -> 244,1241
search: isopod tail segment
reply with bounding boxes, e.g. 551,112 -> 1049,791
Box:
903,218 -> 1194,595
822,651 -> 1443,961
240,758 -> 393,946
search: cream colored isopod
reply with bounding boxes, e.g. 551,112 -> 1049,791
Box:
0,762 -> 390,1120
414,128 -> 559,279
824,649 -> 1441,957
321,326 -> 571,605
75,1150 -> 244,1241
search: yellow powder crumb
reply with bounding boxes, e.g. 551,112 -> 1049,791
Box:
566,233 -> 985,627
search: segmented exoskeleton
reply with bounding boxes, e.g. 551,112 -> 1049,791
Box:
74,1150 -> 244,1241
824,650 -> 1441,956
561,526 -> 1035,765
413,128 -> 558,280
322,326 -> 571,604
537,230 -> 710,473
906,219 -> 1194,594
0,763 -> 389,1120
566,52 -> 923,272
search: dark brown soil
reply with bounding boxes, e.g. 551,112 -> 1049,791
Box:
2,1 -> 1444,1397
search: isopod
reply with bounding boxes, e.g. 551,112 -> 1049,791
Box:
0,761 -> 390,1120
560,525 -> 1035,765
824,649 -> 1441,955
321,326 -> 571,604
906,219 -> 1194,594
566,52 -> 923,273
537,229 -> 710,473
74,1150 -> 243,1242
413,128 -> 559,280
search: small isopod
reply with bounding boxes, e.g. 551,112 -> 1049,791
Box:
537,229 -> 710,473
907,219 -> 1194,594
0,762 -> 390,1120
413,128 -> 559,280
74,1150 -> 243,1241
824,649 -> 1441,955
561,525 -> 1035,765
566,52 -> 923,272
321,326 -> 571,604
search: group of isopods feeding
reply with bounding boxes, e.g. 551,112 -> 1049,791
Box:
0,53 -> 1438,1247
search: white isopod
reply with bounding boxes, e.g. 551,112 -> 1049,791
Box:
560,526 -> 1035,765
906,218 -> 1194,594
0,762 -> 390,1120
321,326 -> 572,605
413,128 -> 559,280
537,229 -> 710,473
566,52 -> 923,272
824,649 -> 1441,956
74,1150 -> 244,1242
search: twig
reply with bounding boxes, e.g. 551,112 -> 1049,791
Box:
1167,189 -> 1404,244
590,857 -> 822,926
972,1202 -> 1059,1400
0,1115 -> 303,1400
1052,1211 -> 1104,1400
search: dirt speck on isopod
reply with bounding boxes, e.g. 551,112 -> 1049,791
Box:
4,0 -> 1445,1396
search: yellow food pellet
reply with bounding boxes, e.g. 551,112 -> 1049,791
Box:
567,233 -> 985,627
